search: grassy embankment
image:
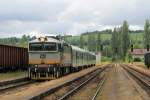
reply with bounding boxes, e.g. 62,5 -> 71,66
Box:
0,71 -> 28,81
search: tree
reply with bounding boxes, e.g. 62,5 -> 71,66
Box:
111,28 -> 122,59
111,28 -> 118,55
121,21 -> 130,58
144,19 -> 150,48
96,32 -> 101,52
80,34 -> 84,48
19,35 -> 30,47
87,33 -> 96,52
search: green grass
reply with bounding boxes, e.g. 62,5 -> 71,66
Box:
101,34 -> 111,40
0,71 -> 28,81
66,33 -> 112,42
130,33 -> 143,42
66,32 -> 144,45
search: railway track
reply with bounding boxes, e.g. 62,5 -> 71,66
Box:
0,77 -> 28,86
91,75 -> 106,100
58,70 -> 106,100
0,77 -> 35,92
30,65 -> 111,100
122,64 -> 150,95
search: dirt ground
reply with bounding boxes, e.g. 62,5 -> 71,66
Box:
132,62 -> 147,69
96,64 -> 144,100
128,64 -> 150,76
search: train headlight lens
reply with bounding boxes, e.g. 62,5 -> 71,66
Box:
38,37 -> 47,42
41,37 -> 44,42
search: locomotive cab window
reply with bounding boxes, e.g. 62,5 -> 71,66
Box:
29,43 -> 57,51
43,43 -> 56,51
29,43 -> 42,51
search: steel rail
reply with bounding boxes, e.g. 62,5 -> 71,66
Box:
122,65 -> 150,89
91,75 -> 106,100
58,68 -> 106,100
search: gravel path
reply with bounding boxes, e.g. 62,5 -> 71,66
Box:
96,64 -> 144,100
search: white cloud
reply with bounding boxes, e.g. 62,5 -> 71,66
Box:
0,0 -> 149,37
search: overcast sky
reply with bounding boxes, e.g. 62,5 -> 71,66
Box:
0,0 -> 149,37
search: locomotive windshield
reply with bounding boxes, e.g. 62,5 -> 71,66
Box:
29,43 -> 57,51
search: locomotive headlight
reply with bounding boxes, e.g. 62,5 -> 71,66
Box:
40,37 -> 45,42
38,37 -> 47,42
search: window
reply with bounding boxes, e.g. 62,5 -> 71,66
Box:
29,43 -> 42,51
43,43 -> 56,51
29,43 -> 57,51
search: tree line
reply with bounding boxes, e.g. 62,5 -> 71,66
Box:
111,20 -> 150,61
78,20 -> 150,61
111,21 -> 130,60
0,35 -> 34,47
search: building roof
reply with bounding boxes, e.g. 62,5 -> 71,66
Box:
130,49 -> 149,55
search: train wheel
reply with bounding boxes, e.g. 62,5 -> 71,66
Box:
56,70 -> 61,78
56,71 -> 59,78
28,68 -> 31,79
55,67 -> 60,78
65,67 -> 69,74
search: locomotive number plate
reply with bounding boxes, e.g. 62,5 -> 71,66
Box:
40,54 -> 46,59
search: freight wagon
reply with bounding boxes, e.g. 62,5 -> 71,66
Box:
144,52 -> 150,69
0,44 -> 28,72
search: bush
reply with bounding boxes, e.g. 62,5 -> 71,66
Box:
101,56 -> 112,62
133,57 -> 142,62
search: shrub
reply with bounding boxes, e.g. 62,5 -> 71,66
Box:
133,57 -> 142,62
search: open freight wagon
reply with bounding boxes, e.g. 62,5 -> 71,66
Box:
0,44 -> 28,72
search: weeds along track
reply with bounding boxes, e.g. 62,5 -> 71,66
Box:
30,65 -> 112,100
122,64 -> 150,96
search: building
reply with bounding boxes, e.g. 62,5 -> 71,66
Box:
96,52 -> 101,66
130,49 -> 149,59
